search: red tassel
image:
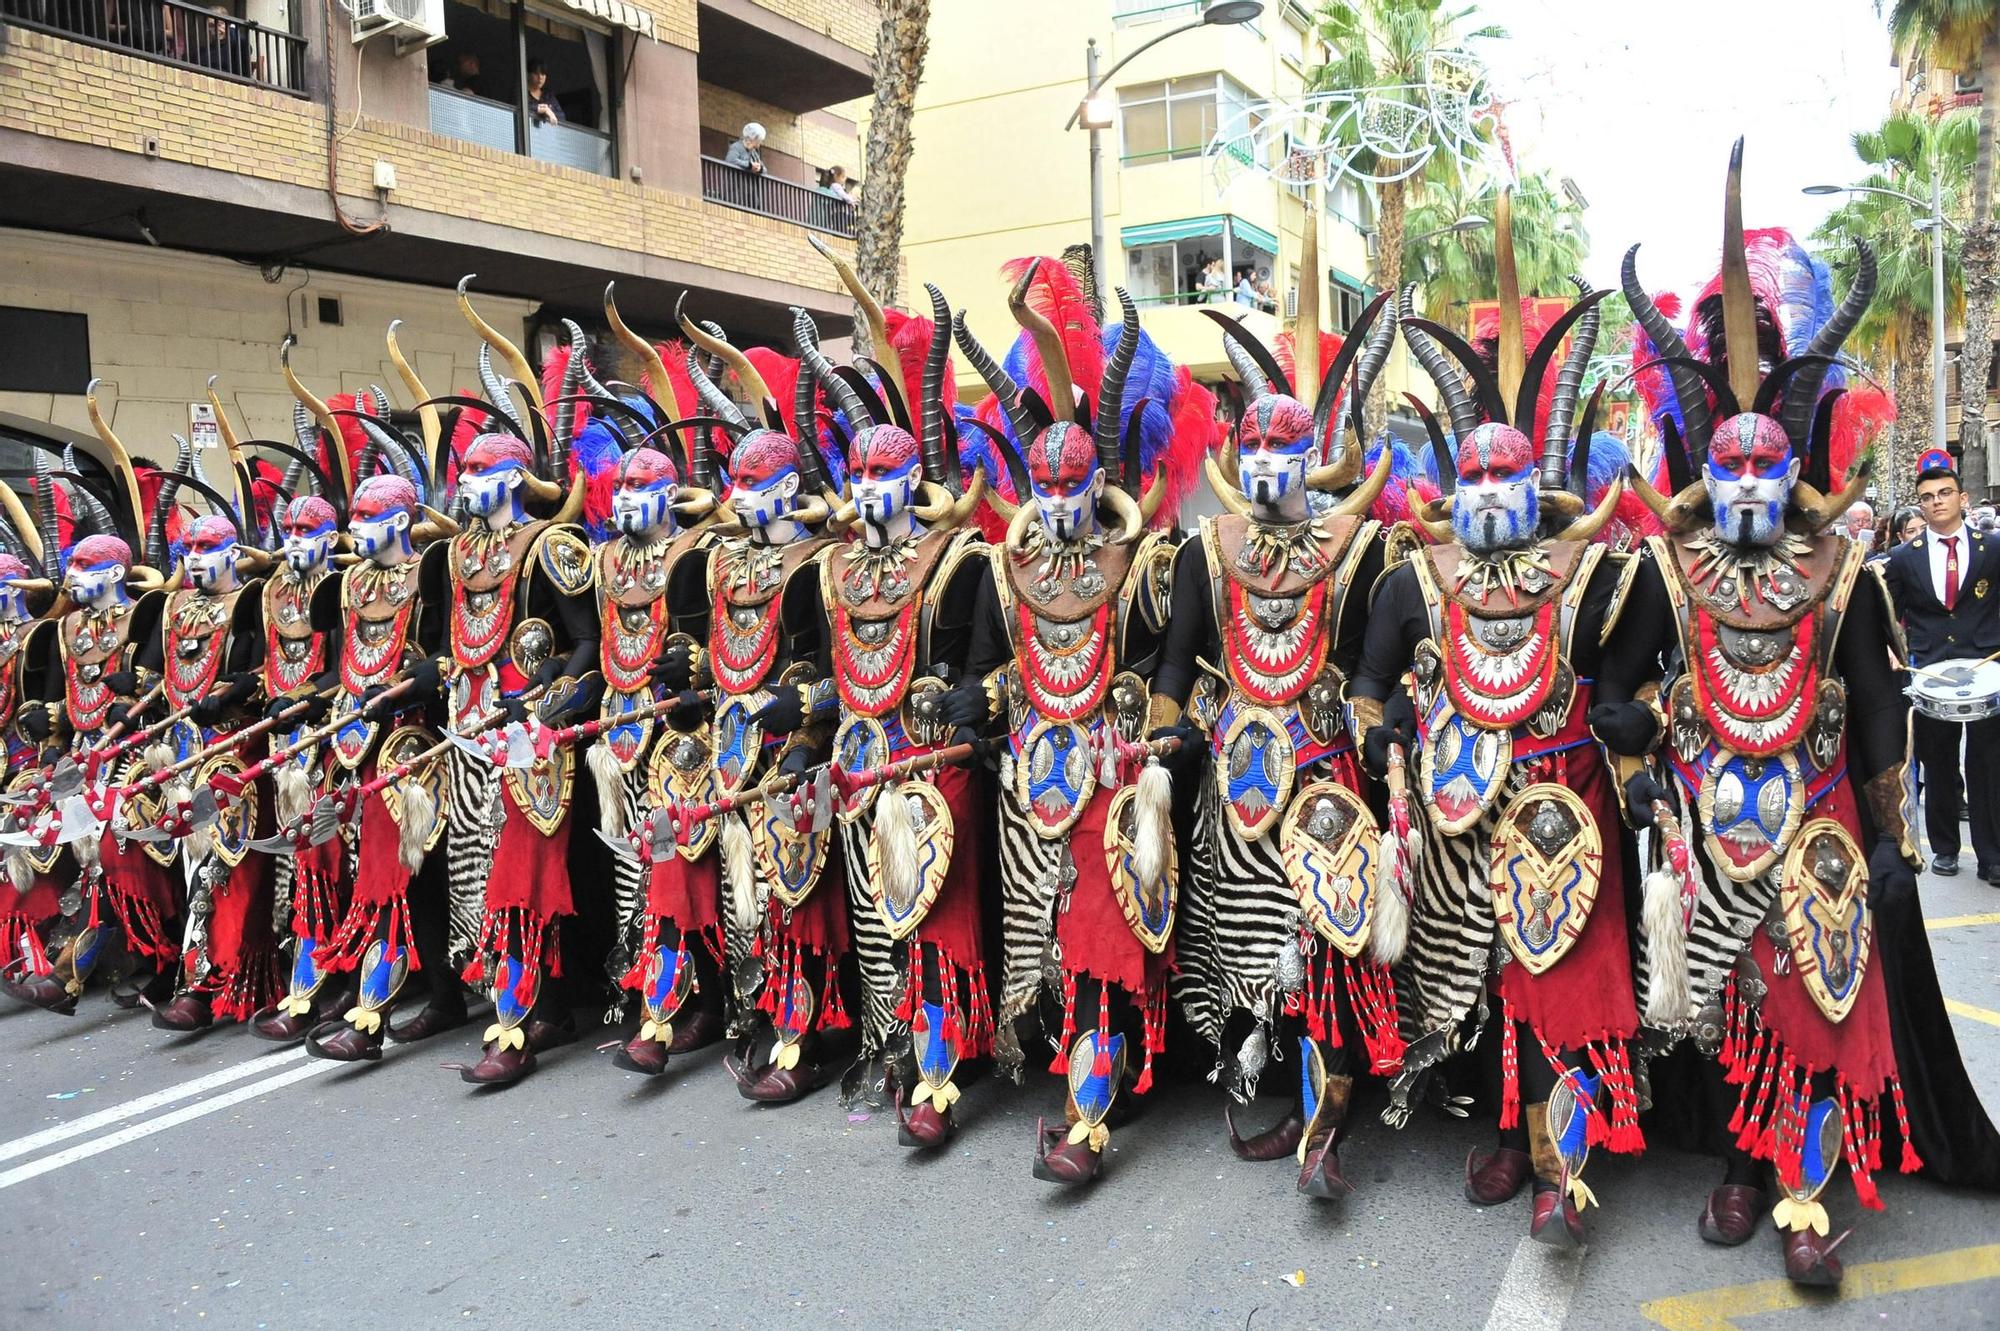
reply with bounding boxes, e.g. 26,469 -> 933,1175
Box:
1889,1076 -> 1923,1173
1051,972 -> 1077,1074
1499,1004 -> 1520,1130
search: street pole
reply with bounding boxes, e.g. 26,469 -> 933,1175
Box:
1087,38 -> 1105,306
1933,168 -> 1949,462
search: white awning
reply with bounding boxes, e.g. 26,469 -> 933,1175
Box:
548,0 -> 655,39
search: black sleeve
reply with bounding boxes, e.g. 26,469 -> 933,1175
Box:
1330,529 -> 1385,677
925,546 -> 991,680
1835,567 -> 1909,789
962,564 -> 1010,682
416,542 -> 450,659
548,579 -> 598,681
777,561 -> 827,673
227,589 -> 265,677
1349,562 -> 1429,701
1150,539 -> 1215,708
1594,553 -> 1676,705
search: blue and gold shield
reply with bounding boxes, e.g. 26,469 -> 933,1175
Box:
1490,784 -> 1602,975
1420,702 -> 1510,835
832,715 -> 888,824
598,688 -> 656,773
1016,718 -> 1096,839
711,695 -> 765,801
1781,821 -> 1870,1024
1697,749 -> 1806,883
1280,779 -> 1379,959
1218,704 -> 1294,841
1103,782 -> 1176,954
753,800 -> 829,911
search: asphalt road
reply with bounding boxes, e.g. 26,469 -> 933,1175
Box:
2,869 -> 1996,1331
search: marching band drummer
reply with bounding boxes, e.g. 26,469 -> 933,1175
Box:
1882,456 -> 2000,885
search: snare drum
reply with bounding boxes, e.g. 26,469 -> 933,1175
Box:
1907,658 -> 2000,722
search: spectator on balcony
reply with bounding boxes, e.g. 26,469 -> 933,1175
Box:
1199,259 -> 1228,305
527,59 -> 565,125
725,123 -> 767,175
196,4 -> 251,78
436,51 -> 485,97
819,165 -> 855,205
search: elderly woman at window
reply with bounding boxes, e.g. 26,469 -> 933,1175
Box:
725,122 -> 766,174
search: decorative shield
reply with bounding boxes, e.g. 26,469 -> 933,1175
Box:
1781,1097 -> 1845,1205
1066,1028 -> 1126,1130
286,936 -> 328,1007
379,725 -> 448,854
1780,820 -> 1870,1024
449,665 -> 498,734
771,968 -> 815,1058
507,616 -> 556,681
648,726 -> 717,861
491,953 -> 539,1032
1296,1036 -> 1329,1164
1547,1065 -> 1599,1182
640,942 -> 691,1030
912,999 -> 960,1098
197,753 -> 255,867
864,779 -> 954,940
832,715 -> 889,824
753,798 -> 829,911
117,754 -> 177,868
1698,749 -> 1805,882
710,694 -> 765,801
5,768 -> 58,874
503,744 -> 574,837
901,675 -> 953,750
1279,779 -> 1379,958
355,938 -> 409,1016
63,923 -> 106,990
1218,705 -> 1295,841
1016,718 -> 1097,838
1489,784 -> 1602,975
1104,782 -> 1177,953
1421,702 -> 1511,835
329,695 -> 378,772
598,688 -> 655,773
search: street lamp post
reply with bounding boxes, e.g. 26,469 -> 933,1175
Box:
1805,179 -> 1955,509
1068,1 -> 1264,303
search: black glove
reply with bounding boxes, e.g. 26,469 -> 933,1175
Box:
19,706 -> 52,742
102,670 -> 139,696
533,659 -> 564,689
266,692 -> 332,726
777,744 -> 814,780
498,697 -> 531,726
1622,770 -> 1672,830
1867,836 -> 1917,911
105,702 -> 134,733
937,683 -> 989,729
650,641 -> 695,693
1588,700 -> 1660,756
669,689 -> 712,723
406,655 -> 446,698
950,727 -> 998,761
1361,694 -> 1417,778
192,675 -> 252,727
1147,720 -> 1203,769
754,689 -> 805,735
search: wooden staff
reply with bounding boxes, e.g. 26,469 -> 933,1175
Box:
124,683 -> 342,796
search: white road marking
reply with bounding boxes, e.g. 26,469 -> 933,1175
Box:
0,1057 -> 336,1190
0,1045 -> 309,1164
1481,1235 -> 1586,1331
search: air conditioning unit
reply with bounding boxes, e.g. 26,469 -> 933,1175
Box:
351,0 -> 444,48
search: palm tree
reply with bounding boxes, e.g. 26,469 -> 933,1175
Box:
851,0 -> 930,344
1885,1 -> 2000,494
1404,166 -> 1589,335
1312,0 -> 1503,436
1813,110 -> 1975,499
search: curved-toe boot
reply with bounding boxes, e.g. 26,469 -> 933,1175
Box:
386,999 -> 469,1044
666,1007 -> 724,1054
459,1041 -> 537,1086
1530,1189 -> 1585,1248
737,1057 -> 829,1103
250,1006 -> 315,1043
1032,1118 -> 1103,1186
1296,1127 -> 1353,1199
1465,1146 -> 1533,1205
305,1019 -> 386,1063
1225,1101 -> 1303,1162
0,964 -> 79,1015
151,991 -> 214,1033
895,1087 -> 955,1149
613,1033 -> 671,1076
1781,1227 -> 1849,1286
1698,1184 -> 1766,1246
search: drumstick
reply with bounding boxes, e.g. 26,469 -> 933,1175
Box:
1909,644 -> 2000,681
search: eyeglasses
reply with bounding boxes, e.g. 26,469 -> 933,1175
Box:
1919,491 -> 1960,504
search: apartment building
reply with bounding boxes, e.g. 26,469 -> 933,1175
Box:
0,0 -> 873,457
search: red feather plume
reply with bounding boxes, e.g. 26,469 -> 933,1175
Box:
998,256 -> 1104,419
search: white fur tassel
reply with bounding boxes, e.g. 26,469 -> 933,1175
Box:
145,741 -> 174,774
1369,829 -> 1411,967
1131,762 -> 1173,899
399,782 -> 435,874
873,781 -> 919,914
5,848 -> 33,895
272,763 -> 309,829
1641,867 -> 1691,1028
721,814 -> 757,938
587,742 -> 627,840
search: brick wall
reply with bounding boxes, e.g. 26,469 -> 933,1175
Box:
747,0 -> 878,53
0,27 -> 853,297
698,82 -> 856,183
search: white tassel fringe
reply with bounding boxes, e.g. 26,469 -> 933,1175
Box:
399,782 -> 435,874
873,781 -> 919,915
1131,763 -> 1172,899
1369,828 -> 1411,966
1641,867 -> 1691,1028
721,814 -> 758,937
587,742 -> 627,840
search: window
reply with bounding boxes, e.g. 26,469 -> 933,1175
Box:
1329,272 -> 1366,334
1120,74 -> 1257,164
428,0 -> 617,177
0,308 -> 90,393
1330,176 -> 1368,228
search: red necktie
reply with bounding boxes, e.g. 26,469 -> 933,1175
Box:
1946,535 -> 1961,610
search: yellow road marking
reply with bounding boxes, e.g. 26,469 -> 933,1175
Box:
1944,997 -> 2000,1029
1639,1243 -> 2000,1331
1640,1243 -> 2000,1331
1926,912 -> 2000,930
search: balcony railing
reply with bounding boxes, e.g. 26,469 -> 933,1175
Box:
1,0 -> 306,94
428,86 -> 614,177
701,156 -> 857,238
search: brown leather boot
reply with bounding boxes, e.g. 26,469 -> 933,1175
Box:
0,963 -> 78,1015
1530,1188 -> 1585,1247
896,1086 -> 955,1149
1781,1226 -> 1849,1286
459,1041 -> 536,1086
151,991 -> 214,1033
386,999 -> 469,1043
1296,1074 -> 1355,1199
1699,1184 -> 1767,1246
1033,1117 -> 1103,1185
1225,1102 -> 1304,1161
1465,1146 -> 1533,1205
666,1007 -> 724,1054
306,1020 -> 385,1062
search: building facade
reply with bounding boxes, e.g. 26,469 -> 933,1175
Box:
902,0 -> 1426,419
0,0 -> 874,455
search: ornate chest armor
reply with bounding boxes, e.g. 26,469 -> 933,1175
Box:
163,584 -> 248,714
1651,532 -> 1863,884
331,559 -> 422,770
1199,512 -> 1374,841
0,617 -> 29,732
263,567 -> 328,699
446,519 -> 591,729
705,535 -> 829,797
593,529 -> 705,774
1408,541 -> 1601,835
60,603 -> 139,735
